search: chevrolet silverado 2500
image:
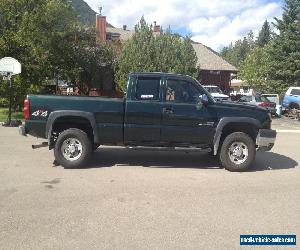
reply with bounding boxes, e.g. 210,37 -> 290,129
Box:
19,73 -> 276,171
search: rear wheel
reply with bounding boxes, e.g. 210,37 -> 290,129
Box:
219,132 -> 256,172
54,128 -> 92,169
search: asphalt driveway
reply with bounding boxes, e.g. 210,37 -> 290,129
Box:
0,126 -> 299,249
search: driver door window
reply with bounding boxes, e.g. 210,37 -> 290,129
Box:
166,79 -> 201,104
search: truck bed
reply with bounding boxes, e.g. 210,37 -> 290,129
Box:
27,95 -> 125,143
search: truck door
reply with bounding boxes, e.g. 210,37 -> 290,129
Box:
161,78 -> 216,146
124,76 -> 163,145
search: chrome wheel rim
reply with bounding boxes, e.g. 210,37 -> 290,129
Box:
61,138 -> 83,161
228,142 -> 248,165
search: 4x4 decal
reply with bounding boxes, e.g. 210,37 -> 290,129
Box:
32,110 -> 48,117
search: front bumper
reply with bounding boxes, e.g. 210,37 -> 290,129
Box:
19,125 -> 27,136
256,129 -> 276,151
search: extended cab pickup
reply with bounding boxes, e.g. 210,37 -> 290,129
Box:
19,73 -> 276,171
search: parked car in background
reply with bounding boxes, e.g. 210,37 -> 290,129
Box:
203,85 -> 230,101
282,87 -> 300,110
262,94 -> 282,117
239,95 -> 277,115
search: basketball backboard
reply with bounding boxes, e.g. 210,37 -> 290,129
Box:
0,57 -> 21,77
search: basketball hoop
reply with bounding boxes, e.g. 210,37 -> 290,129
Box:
0,71 -> 13,80
0,57 -> 21,78
0,57 -> 22,126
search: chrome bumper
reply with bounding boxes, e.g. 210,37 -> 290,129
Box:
19,125 -> 27,136
256,129 -> 276,151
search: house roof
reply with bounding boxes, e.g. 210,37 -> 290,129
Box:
192,42 -> 238,72
106,27 -> 237,72
106,27 -> 134,42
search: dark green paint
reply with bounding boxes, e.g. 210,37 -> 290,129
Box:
25,73 -> 270,148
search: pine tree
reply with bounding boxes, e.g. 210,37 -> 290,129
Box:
115,17 -> 198,91
267,0 -> 300,94
257,20 -> 271,47
220,31 -> 254,68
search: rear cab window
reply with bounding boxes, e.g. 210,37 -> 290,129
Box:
135,77 -> 160,101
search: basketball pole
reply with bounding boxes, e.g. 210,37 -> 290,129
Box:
8,76 -> 12,126
0,57 -> 21,126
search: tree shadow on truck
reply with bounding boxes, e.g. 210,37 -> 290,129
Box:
85,147 -> 298,172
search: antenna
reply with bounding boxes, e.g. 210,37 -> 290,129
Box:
99,6 -> 102,15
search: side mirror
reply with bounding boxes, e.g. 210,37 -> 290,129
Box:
199,94 -> 209,105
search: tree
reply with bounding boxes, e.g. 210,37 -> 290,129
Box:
0,0 -> 77,109
115,17 -> 198,91
240,46 -> 270,91
220,30 -> 255,67
70,27 -> 116,93
247,30 -> 255,48
267,0 -> 300,94
257,20 -> 271,47
0,0 -> 115,108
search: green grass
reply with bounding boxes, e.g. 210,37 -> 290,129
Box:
0,108 -> 23,122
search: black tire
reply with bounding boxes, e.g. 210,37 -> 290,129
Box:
289,102 -> 299,110
54,128 -> 92,169
219,132 -> 256,172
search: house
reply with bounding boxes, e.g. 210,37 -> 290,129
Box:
95,14 -> 238,92
192,43 -> 238,91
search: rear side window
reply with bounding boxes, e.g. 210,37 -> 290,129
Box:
135,77 -> 160,101
291,89 -> 300,96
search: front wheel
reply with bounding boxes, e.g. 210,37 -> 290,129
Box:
54,128 -> 92,169
219,132 -> 256,172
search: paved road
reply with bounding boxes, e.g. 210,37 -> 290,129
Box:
272,116 -> 300,131
0,126 -> 299,249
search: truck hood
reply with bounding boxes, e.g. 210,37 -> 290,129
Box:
214,100 -> 267,112
212,101 -> 270,126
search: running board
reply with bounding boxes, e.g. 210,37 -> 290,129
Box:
126,146 -> 211,153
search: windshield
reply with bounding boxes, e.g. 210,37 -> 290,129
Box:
204,86 -> 223,94
262,95 -> 278,104
255,95 -> 270,102
195,82 -> 215,102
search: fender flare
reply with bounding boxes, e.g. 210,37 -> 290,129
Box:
45,110 -> 100,145
213,117 -> 261,155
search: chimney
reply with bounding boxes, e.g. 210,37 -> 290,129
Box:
153,21 -> 161,33
123,25 -> 127,31
96,14 -> 107,43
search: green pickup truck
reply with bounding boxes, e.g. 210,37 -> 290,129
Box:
19,72 -> 276,171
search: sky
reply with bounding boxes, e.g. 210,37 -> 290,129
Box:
84,0 -> 283,51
